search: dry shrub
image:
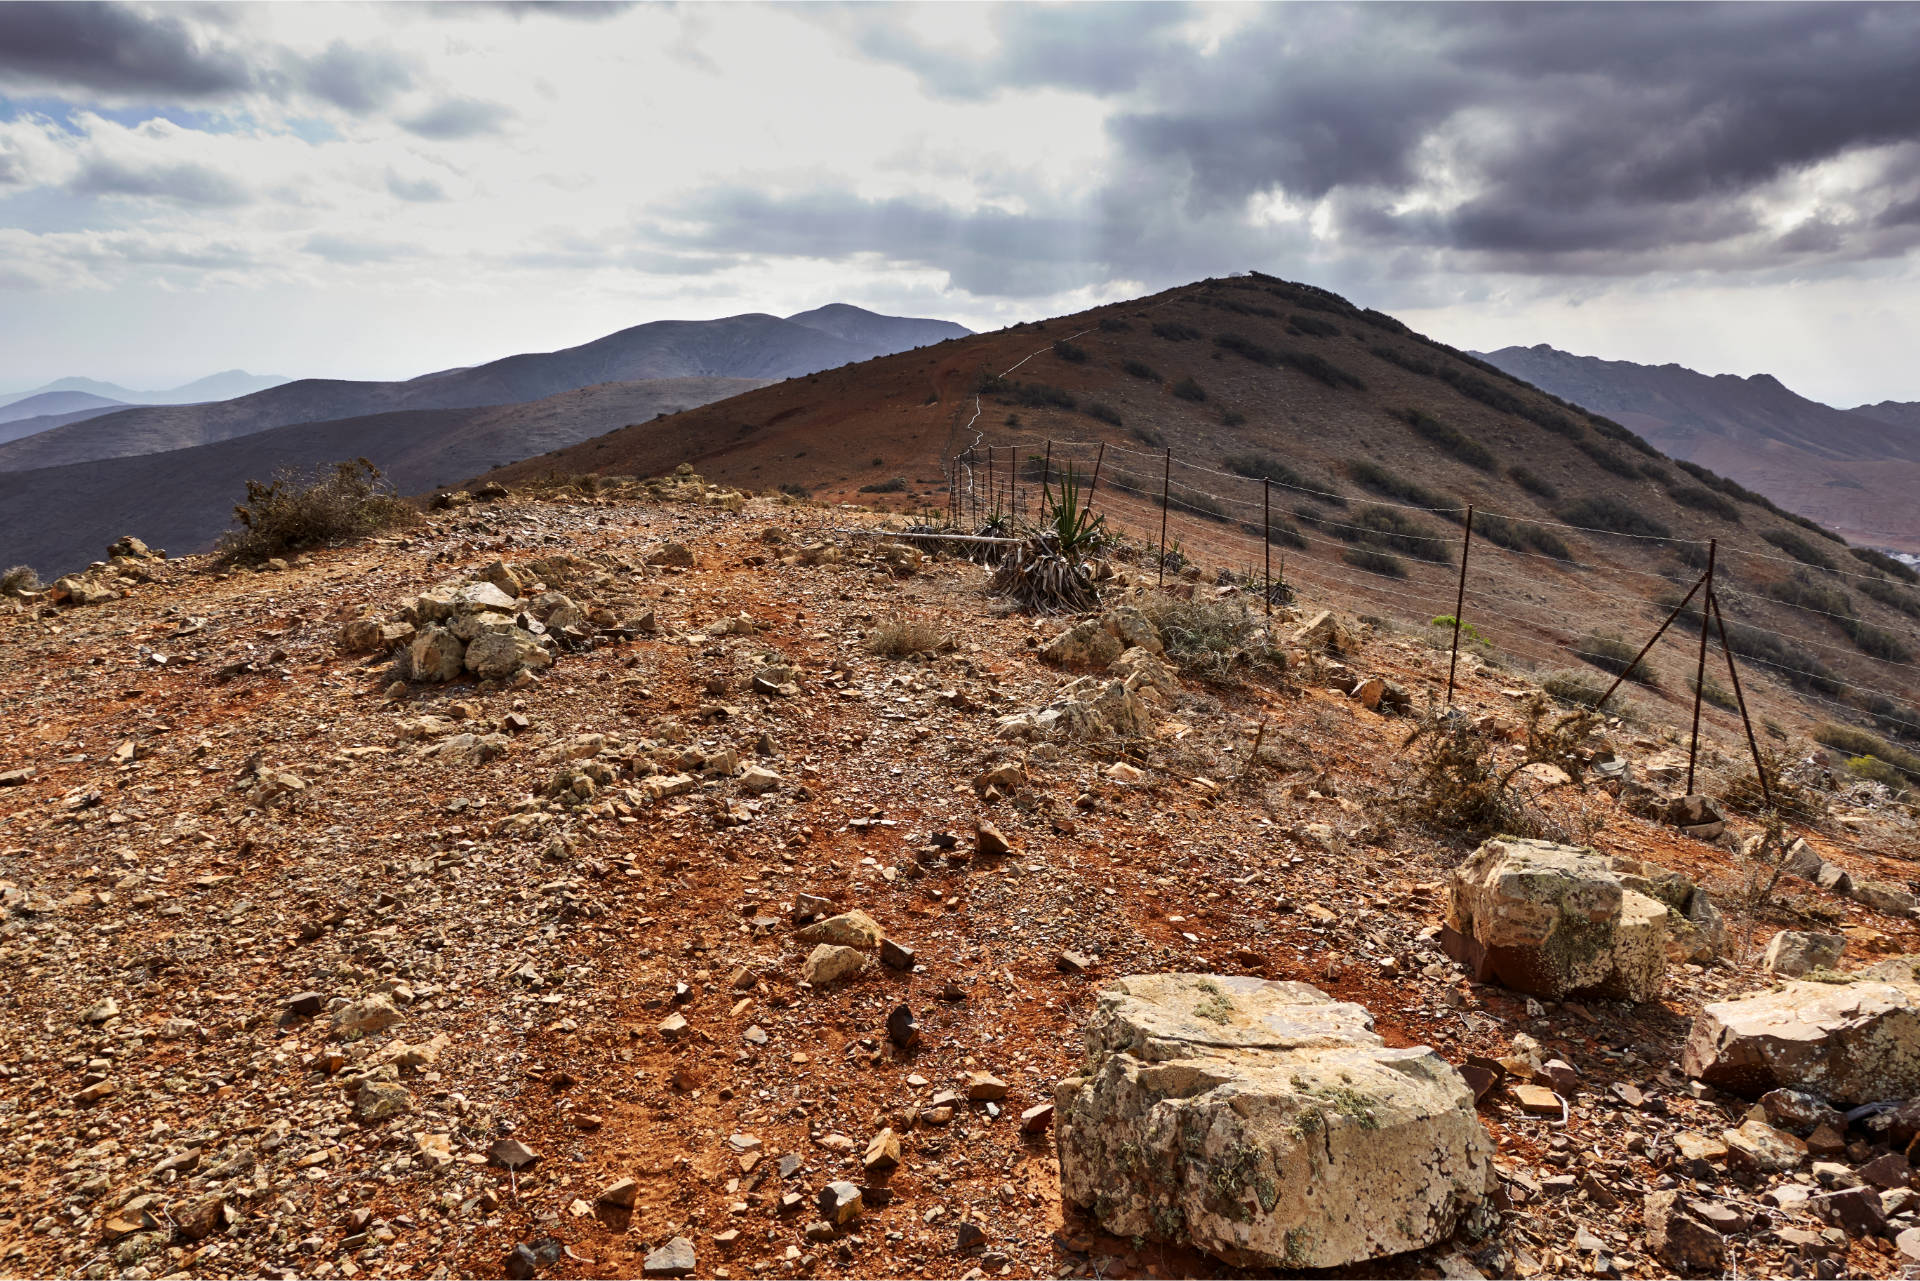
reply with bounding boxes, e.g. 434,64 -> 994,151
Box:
1138,593 -> 1279,685
2,564 -> 42,597
1399,696 -> 1601,840
217,459 -> 416,565
1540,667 -> 1609,708
865,615 -> 953,658
988,534 -> 1099,613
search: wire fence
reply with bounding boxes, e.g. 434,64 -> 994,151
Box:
925,411 -> 1920,886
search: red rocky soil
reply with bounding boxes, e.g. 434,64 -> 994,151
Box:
3,484 -> 1919,1281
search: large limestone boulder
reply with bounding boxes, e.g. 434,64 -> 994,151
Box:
1444,838 -> 1669,1002
1609,853 -> 1724,964
1761,931 -> 1844,978
1055,974 -> 1492,1270
1682,979 -> 1920,1104
1040,619 -> 1124,668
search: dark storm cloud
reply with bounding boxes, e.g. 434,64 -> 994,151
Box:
0,3 -> 419,119
71,155 -> 250,206
0,2 -> 255,99
848,2 -> 1920,275
399,96 -> 513,140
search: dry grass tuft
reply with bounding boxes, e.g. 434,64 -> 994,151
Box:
865,615 -> 954,658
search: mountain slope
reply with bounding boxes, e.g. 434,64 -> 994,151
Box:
0,377 -> 767,576
486,273 -> 1920,742
0,405 -> 138,448
0,310 -> 969,473
0,391 -> 132,425
1474,344 -> 1920,551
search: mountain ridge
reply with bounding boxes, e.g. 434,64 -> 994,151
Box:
0,307 -> 971,473
1473,342 -> 1920,551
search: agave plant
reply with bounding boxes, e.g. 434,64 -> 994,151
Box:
1041,468 -> 1107,557
988,531 -> 1101,613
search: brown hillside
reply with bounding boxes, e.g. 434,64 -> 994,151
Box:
487,274 -> 1920,753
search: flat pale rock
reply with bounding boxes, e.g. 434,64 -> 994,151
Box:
1762,930 -> 1844,978
1055,973 -> 1491,1270
802,943 -> 864,986
1513,1084 -> 1561,1115
642,1236 -> 697,1277
1723,1117 -> 1806,1172
1682,979 -> 1920,1105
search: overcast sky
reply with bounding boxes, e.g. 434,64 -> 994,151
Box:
2,2 -> 1918,406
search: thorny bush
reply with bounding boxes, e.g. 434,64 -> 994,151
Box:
217,458 -> 417,565
1398,695 -> 1602,840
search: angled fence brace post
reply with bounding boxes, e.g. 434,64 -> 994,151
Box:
1157,447 -> 1172,587
1263,478 -> 1272,616
1594,570 -> 1709,712
1710,592 -> 1772,810
1446,504 -> 1475,706
1088,442 -> 1106,511
1041,440 -> 1053,518
1687,539 -> 1718,795
985,446 -> 994,524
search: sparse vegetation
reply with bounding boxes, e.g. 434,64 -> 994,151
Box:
1761,527 -> 1837,571
1171,376 -> 1207,402
1859,576 -> 1920,618
1667,485 -> 1742,521
1399,696 -> 1598,839
1849,756 -> 1912,795
1853,546 -> 1920,584
1219,408 -> 1247,427
1541,668 -> 1610,708
1508,466 -> 1558,499
1814,723 -> 1920,782
1121,358 -> 1161,382
1000,381 -> 1077,411
865,615 -> 953,658
1151,321 -> 1202,341
217,459 -> 416,565
1556,495 -> 1673,540
1098,315 -> 1131,332
1341,546 -> 1407,578
1473,513 -> 1573,561
1053,340 -> 1089,363
1287,314 -> 1341,339
1397,408 -> 1495,471
2,565 -> 41,597
1137,594 -> 1277,685
1346,459 -> 1454,513
1086,402 -> 1123,427
1338,506 -> 1454,563
1574,631 -> 1658,687
859,476 -> 910,494
1223,453 -> 1342,503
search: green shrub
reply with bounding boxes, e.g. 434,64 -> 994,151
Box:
1556,496 -> 1673,540
1098,316 -> 1131,332
1541,668 -> 1609,708
1849,622 -> 1914,663
1342,546 -> 1407,579
1152,321 -> 1202,341
1398,409 -> 1495,472
1766,573 -> 1853,619
1001,381 -> 1077,410
1240,519 -> 1308,551
1121,358 -> 1161,382
1086,402 -> 1123,427
217,459 -> 416,565
1574,631 -> 1658,687
1214,332 -> 1278,365
860,476 -> 910,494
1474,513 -> 1573,561
777,482 -> 811,498
1668,485 -> 1742,521
1508,466 -> 1558,499
1171,376 -> 1207,402
1853,546 -> 1920,583
1129,425 -> 1167,448
1347,459 -> 1453,512
1053,340 -> 1089,363
1691,672 -> 1738,711
1219,408 -> 1247,427
1338,506 -> 1454,563
1637,461 -> 1672,484
1761,527 -> 1837,571
1223,453 -> 1340,503
1573,435 -> 1642,477
1287,314 -> 1341,339
1860,576 -> 1920,618
1850,755 -> 1912,793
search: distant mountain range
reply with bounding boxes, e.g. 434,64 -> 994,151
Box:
1473,344 -> 1920,552
0,309 -> 970,473
0,370 -> 289,412
0,304 -> 971,574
